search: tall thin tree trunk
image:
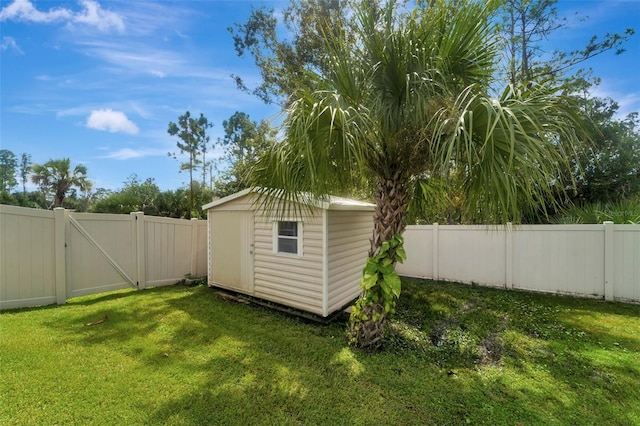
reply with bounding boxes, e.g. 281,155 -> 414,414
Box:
509,5 -> 517,85
202,150 -> 207,187
188,152 -> 194,219
520,10 -> 530,84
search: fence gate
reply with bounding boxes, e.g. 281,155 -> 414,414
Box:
0,206 -> 207,310
66,212 -> 139,299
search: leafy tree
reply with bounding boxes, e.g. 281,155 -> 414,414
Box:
155,188 -> 187,218
496,0 -> 637,212
407,174 -> 467,225
155,185 -> 213,219
229,0 -> 352,105
0,149 -> 18,192
92,175 -> 162,215
0,190 -> 18,206
572,98 -> 640,203
59,188 -> 92,212
91,175 -> 213,218
0,190 -> 46,209
168,111 -> 213,218
31,158 -> 92,208
213,112 -> 275,198
249,0 -> 587,349
499,0 -> 634,86
19,153 -> 31,196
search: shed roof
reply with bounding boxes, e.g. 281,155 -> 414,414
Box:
202,188 -> 375,211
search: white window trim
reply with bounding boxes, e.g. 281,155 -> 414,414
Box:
272,219 -> 304,257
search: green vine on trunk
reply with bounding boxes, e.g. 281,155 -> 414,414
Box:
348,234 -> 406,349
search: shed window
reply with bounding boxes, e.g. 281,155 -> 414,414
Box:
275,220 -> 302,255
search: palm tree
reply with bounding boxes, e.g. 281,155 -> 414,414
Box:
250,0 -> 586,349
31,158 -> 92,208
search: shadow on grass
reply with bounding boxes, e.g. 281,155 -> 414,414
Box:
37,281 -> 640,425
65,288 -> 142,307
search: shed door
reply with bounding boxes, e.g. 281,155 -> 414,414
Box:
211,211 -> 254,293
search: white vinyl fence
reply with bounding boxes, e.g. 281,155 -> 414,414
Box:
0,205 -> 207,310
398,223 -> 640,303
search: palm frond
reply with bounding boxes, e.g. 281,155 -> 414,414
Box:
437,82 -> 588,223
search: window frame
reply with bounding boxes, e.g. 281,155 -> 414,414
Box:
273,220 -> 303,257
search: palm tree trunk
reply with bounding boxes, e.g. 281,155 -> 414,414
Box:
369,172 -> 409,257
54,190 -> 64,208
350,171 -> 409,350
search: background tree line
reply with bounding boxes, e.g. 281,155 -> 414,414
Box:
0,110 -> 276,218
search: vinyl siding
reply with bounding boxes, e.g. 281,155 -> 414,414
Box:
209,194 -> 255,211
253,210 -> 325,315
206,192 -> 373,316
327,210 -> 372,313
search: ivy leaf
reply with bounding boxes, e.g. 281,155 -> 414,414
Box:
361,272 -> 378,290
384,273 -> 402,297
362,258 -> 379,275
396,246 -> 407,262
379,264 -> 394,276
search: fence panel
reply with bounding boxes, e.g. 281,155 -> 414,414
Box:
614,225 -> 640,302
144,216 -> 194,287
402,226 -> 433,278
398,223 -> 640,303
511,225 -> 604,297
438,226 -> 506,287
194,220 -> 208,277
0,206 -> 61,309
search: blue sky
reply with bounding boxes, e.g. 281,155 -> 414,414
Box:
1,0 -> 639,192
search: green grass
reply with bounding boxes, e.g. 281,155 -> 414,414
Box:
1,279 -> 639,425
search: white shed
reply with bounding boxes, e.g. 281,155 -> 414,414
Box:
202,188 -> 374,317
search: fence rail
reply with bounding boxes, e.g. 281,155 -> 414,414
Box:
397,223 -> 640,303
0,205 -> 207,310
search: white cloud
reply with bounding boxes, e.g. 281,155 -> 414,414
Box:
72,0 -> 124,33
76,40 -> 185,76
86,109 -> 139,134
128,102 -> 152,119
0,0 -> 124,33
0,0 -> 72,23
0,36 -> 23,53
100,147 -> 166,160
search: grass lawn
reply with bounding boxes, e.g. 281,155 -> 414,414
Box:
1,279 -> 639,425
